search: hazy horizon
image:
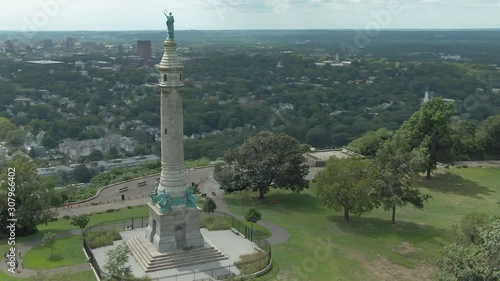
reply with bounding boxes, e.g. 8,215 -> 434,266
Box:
1,0 -> 500,33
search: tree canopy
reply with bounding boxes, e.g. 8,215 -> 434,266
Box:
202,197 -> 217,215
0,156 -> 54,236
214,131 -> 309,199
374,132 -> 431,223
398,97 -> 455,179
315,157 -> 379,221
438,214 -> 500,281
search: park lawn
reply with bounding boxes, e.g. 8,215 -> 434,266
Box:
37,205 -> 150,235
0,270 -> 96,281
200,215 -> 272,239
23,235 -> 87,269
225,167 -> 500,281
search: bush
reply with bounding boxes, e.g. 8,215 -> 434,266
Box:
235,251 -> 270,275
85,229 -> 122,249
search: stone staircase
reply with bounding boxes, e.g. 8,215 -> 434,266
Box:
126,236 -> 227,272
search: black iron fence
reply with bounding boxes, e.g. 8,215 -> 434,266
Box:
82,211 -> 271,281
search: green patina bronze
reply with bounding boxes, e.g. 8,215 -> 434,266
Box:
164,10 -> 175,39
186,186 -> 197,208
150,181 -> 170,212
170,196 -> 185,207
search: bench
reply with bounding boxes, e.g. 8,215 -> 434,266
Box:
119,186 -> 128,193
201,193 -> 207,198
137,181 -> 147,187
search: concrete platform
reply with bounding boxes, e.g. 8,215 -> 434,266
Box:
92,228 -> 258,280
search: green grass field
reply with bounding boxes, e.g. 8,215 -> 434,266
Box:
2,167 -> 497,281
226,167 -> 500,281
23,235 -> 87,269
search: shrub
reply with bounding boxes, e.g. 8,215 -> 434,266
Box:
235,251 -> 270,275
85,229 -> 122,249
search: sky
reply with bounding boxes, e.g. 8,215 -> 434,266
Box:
0,0 -> 499,32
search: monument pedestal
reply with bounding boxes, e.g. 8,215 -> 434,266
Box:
145,203 -> 204,252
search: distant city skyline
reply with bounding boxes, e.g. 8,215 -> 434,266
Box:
1,0 -> 499,32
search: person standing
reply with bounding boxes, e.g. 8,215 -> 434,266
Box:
15,260 -> 19,273
3,250 -> 6,262
20,259 -> 24,269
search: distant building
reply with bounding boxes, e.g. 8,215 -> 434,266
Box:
92,154 -> 160,173
42,39 -> 52,49
137,40 -> 152,62
36,154 -> 160,176
59,135 -> 136,160
36,165 -> 74,177
440,54 -> 461,61
304,148 -> 364,167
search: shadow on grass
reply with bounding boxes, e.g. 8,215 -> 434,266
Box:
328,215 -> 444,243
415,173 -> 492,198
47,255 -> 63,262
225,191 -> 325,214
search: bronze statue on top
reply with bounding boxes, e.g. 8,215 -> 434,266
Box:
164,10 -> 175,39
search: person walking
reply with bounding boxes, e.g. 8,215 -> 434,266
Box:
18,249 -> 21,258
20,259 -> 24,269
15,260 -> 19,273
3,250 -> 6,262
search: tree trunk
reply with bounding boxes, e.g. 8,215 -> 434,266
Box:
344,208 -> 349,221
391,206 -> 396,224
426,167 -> 432,180
259,188 -> 265,200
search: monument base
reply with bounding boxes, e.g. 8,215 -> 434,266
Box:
145,202 -> 204,252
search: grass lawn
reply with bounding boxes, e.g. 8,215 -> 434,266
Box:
23,235 -> 87,269
200,215 -> 272,239
36,205 -> 150,236
0,270 -> 95,281
225,167 -> 500,281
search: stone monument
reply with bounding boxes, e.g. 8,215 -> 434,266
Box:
145,11 -> 204,252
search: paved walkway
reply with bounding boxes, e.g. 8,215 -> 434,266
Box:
1,166 -> 297,279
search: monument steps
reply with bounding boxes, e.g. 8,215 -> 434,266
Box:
126,236 -> 228,272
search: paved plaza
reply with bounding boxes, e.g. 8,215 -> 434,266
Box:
92,228 -> 259,280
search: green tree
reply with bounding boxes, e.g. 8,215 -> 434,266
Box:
438,216 -> 499,281
476,115 -> 500,159
0,156 -> 53,236
245,208 -> 262,236
348,128 -> 393,157
447,212 -> 490,245
6,129 -> 25,146
315,157 -> 379,221
0,117 -> 17,140
103,244 -> 132,280
214,131 -> 309,199
451,120 -> 478,160
42,232 -> 57,257
375,134 -> 431,224
85,149 -> 104,161
71,214 -> 90,235
202,197 -> 217,215
399,97 -> 455,179
73,164 -> 93,183
41,135 -> 58,149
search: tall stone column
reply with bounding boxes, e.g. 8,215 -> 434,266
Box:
145,37 -> 203,252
